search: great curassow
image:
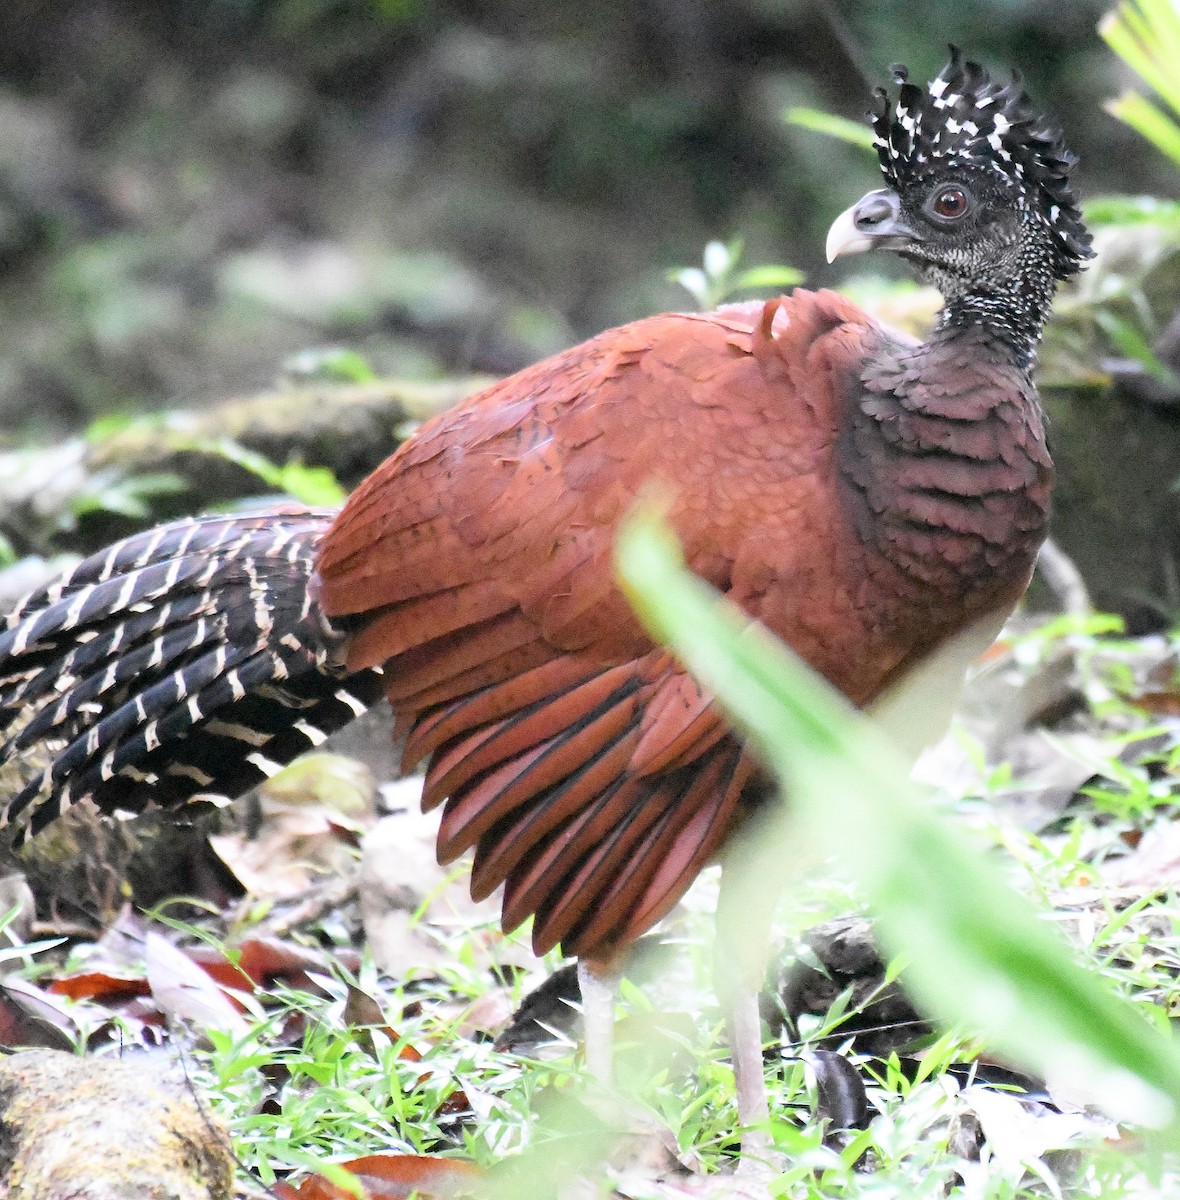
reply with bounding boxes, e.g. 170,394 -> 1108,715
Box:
0,49 -> 1090,1157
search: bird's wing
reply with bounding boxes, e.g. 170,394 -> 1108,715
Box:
316,288 -> 887,957
319,289 -> 878,670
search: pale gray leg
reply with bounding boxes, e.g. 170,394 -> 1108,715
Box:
727,976 -> 771,1140
578,958 -> 618,1086
716,850 -> 780,1166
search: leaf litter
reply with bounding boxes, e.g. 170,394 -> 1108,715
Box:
0,612 -> 1178,1196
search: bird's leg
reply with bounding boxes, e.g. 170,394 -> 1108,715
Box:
578,957 -> 619,1087
727,974 -> 770,1137
576,954 -> 691,1181
715,850 -> 780,1168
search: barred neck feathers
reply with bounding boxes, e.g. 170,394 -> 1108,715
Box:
917,204 -> 1057,371
924,237 -> 1056,372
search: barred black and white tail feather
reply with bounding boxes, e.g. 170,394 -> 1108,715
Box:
0,509 -> 383,840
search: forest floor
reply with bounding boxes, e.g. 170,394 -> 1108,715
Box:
0,599 -> 1178,1199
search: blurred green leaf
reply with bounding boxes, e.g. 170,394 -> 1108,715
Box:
1015,610 -> 1126,644
83,412 -> 158,442
616,503 -> 1180,1139
1095,309 -> 1180,384
734,265 -> 805,292
68,470 -> 188,523
1101,0 -> 1180,166
784,107 -> 877,151
669,239 -> 802,309
1106,93 -> 1180,168
1084,195 -> 1180,226
176,436 -> 346,506
282,347 -> 380,385
271,461 -> 346,507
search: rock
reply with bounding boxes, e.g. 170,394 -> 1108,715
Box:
0,1049 -> 233,1199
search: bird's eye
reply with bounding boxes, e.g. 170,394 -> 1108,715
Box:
930,186 -> 970,220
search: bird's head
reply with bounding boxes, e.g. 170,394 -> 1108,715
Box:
827,47 -> 1092,309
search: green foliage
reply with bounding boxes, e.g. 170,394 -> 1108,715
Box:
85,412 -> 348,509
83,411 -> 161,443
66,469 -> 189,524
1095,308 -> 1179,384
1101,0 -> 1180,167
1085,196 -> 1180,227
1046,196 -> 1180,390
175,436 -> 346,507
784,107 -> 877,151
669,240 -> 803,311
615,504 -> 1180,1142
282,347 -> 381,385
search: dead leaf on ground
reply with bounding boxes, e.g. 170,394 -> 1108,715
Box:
808,1049 -> 870,1133
211,753 -> 378,899
342,983 -> 424,1061
1101,819 -> 1180,888
276,1153 -> 483,1199
145,930 -> 251,1038
49,969 -> 151,1003
0,975 -> 79,1050
961,1085 -> 1116,1183
359,782 -> 511,977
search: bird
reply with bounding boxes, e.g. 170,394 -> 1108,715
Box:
0,48 -> 1090,1158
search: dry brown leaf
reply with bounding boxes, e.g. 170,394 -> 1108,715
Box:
279,1153 -> 483,1199
211,753 -> 378,898
145,931 -> 250,1038
359,786 -> 511,977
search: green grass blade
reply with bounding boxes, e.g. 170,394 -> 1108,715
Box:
784,107 -> 876,151
1106,93 -> 1180,167
616,504 -> 1180,1138
1101,8 -> 1179,113
1101,0 -> 1180,164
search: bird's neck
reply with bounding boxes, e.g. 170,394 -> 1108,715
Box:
931,272 -> 1056,371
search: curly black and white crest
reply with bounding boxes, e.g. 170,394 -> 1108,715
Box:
871,45 -> 1092,278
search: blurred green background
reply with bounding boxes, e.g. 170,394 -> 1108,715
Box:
0,0 -> 1163,436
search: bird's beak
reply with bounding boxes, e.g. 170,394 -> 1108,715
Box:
826,188 -> 916,263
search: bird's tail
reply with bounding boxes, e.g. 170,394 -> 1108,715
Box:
0,509 -> 384,841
